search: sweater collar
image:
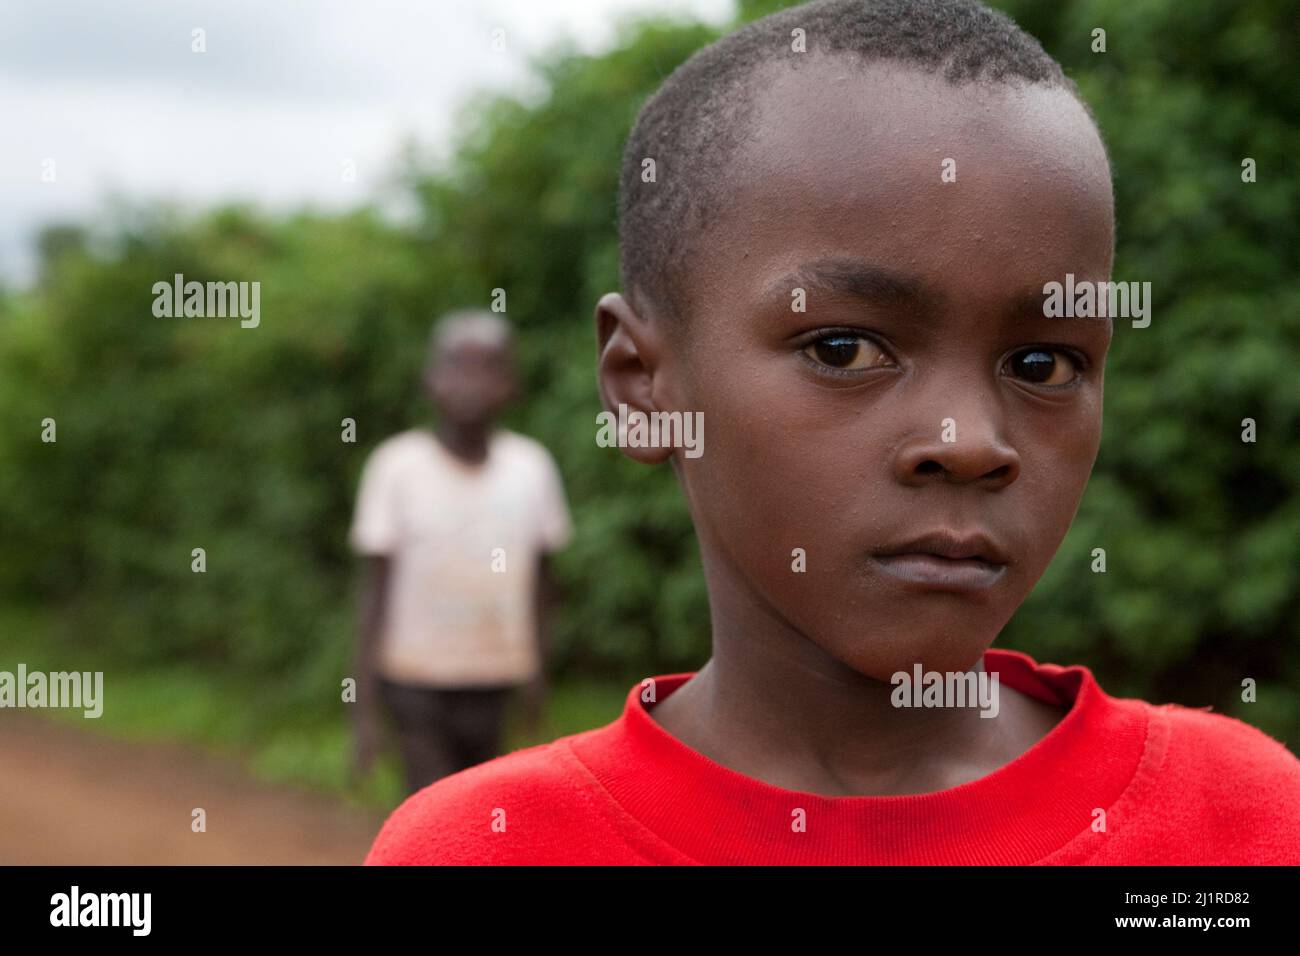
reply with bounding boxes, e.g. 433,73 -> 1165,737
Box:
570,648 -> 1149,865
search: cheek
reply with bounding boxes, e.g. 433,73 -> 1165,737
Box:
1016,401 -> 1103,569
678,357 -> 870,592
685,375 -> 799,530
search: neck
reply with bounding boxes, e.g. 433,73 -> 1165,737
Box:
653,545 -> 1052,797
434,420 -> 491,464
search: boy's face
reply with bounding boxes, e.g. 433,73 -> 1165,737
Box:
424,340 -> 515,429
643,59 -> 1115,678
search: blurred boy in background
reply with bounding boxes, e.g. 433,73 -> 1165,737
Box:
348,310 -> 572,795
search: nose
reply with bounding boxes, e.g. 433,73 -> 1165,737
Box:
891,403 -> 1021,490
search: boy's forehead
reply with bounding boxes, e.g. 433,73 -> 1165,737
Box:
749,57 -> 1105,173
690,57 -> 1114,311
739,57 -> 1110,208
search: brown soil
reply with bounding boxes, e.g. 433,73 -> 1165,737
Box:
0,712 -> 384,865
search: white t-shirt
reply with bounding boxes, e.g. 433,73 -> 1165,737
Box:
349,428 -> 572,687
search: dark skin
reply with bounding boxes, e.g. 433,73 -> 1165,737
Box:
352,337 -> 554,778
596,59 -> 1115,797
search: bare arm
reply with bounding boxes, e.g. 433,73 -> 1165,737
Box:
353,554 -> 392,775
520,554 -> 557,739
535,553 -> 556,671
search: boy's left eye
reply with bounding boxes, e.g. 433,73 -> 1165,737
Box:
1003,348 -> 1081,387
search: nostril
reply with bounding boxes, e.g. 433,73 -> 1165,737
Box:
916,460 -> 943,475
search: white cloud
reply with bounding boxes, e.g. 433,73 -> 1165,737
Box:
0,0 -> 732,285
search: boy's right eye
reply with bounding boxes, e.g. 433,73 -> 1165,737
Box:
801,333 -> 891,371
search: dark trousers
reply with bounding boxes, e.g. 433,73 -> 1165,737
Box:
378,677 -> 514,795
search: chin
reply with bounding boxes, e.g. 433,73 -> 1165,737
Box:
823,624 -> 1001,682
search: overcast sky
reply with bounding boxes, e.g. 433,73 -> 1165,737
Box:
0,0 -> 732,285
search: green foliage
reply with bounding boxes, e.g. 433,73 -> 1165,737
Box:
0,1 -> 1296,749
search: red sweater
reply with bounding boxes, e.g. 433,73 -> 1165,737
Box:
365,649 -> 1300,865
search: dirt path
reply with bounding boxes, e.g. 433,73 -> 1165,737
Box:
0,713 -> 384,865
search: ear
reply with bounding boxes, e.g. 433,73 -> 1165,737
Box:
595,291 -> 675,465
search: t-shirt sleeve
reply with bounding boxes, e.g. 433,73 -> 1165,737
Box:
534,450 -> 573,554
349,446 -> 401,555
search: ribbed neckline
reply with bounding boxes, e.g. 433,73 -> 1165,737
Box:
569,648 -> 1150,865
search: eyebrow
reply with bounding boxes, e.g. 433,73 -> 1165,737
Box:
763,258 -> 927,307
764,257 -> 1113,327
1008,287 -> 1114,327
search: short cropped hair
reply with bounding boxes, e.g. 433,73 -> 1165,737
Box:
618,0 -> 1083,326
427,310 -> 513,363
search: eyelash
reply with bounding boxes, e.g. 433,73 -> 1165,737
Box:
797,329 -> 1090,388
795,328 -> 897,378
1003,344 -> 1091,389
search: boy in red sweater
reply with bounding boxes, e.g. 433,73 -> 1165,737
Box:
366,0 -> 1300,864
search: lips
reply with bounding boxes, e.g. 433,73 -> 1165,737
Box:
870,530 -> 1010,591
